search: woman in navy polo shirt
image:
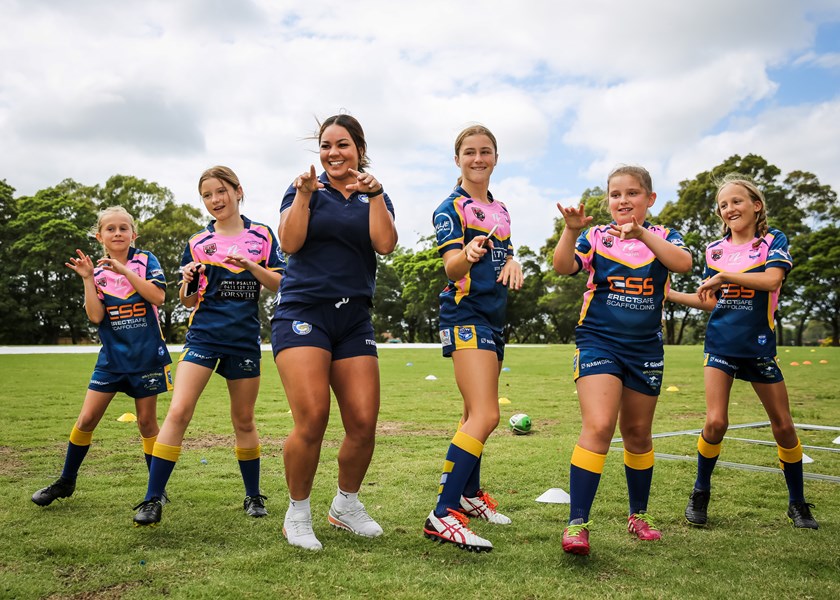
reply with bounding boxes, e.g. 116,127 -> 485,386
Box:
272,114 -> 397,551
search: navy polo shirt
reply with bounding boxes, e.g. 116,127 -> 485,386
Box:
278,172 -> 395,304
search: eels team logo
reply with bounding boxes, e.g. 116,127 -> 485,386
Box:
292,321 -> 312,336
711,249 -> 723,261
204,243 -> 217,255
471,206 -> 485,221
602,235 -> 614,248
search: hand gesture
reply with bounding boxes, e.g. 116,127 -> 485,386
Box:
464,237 -> 490,263
696,274 -> 724,304
223,252 -> 253,271
97,256 -> 128,275
65,249 -> 95,279
608,215 -> 644,240
346,168 -> 382,194
294,165 -> 325,194
557,203 -> 593,233
498,259 -> 524,290
182,262 -> 205,283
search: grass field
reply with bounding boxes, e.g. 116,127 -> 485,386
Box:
1,345 -> 839,599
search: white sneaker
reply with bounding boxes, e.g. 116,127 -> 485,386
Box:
423,509 -> 493,552
460,490 -> 511,524
328,497 -> 383,538
283,509 -> 323,551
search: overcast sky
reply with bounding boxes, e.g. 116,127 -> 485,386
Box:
3,0 -> 839,253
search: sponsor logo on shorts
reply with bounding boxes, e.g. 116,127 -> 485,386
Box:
757,334 -> 767,345
581,359 -> 612,369
439,329 -> 452,345
643,360 -> 664,368
480,337 -> 496,346
458,327 -> 473,342
240,358 -> 257,371
292,321 -> 312,335
90,379 -> 110,386
186,349 -> 213,361
365,339 -> 377,346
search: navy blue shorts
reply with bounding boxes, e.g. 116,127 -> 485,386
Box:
704,353 -> 784,383
439,325 -> 505,360
271,300 -> 378,360
573,346 -> 663,396
179,346 -> 261,380
89,366 -> 173,398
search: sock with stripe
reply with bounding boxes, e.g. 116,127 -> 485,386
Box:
778,440 -> 805,503
145,442 -> 181,501
694,434 -> 722,491
142,434 -> 157,471
568,444 -> 607,523
60,425 -> 93,482
434,430 -> 483,517
624,448 -> 655,515
235,445 -> 261,497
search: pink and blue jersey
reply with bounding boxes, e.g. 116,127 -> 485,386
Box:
93,247 -> 171,373
573,222 -> 688,352
181,216 -> 284,354
703,228 -> 792,357
433,187 -> 514,331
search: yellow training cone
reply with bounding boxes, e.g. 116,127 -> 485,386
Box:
820,360 -> 828,364
117,412 -> 137,423
666,385 -> 680,392
498,397 -> 511,405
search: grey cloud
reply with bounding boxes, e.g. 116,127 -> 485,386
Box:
17,89 -> 205,155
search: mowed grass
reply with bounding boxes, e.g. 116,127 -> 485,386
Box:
1,345 -> 839,600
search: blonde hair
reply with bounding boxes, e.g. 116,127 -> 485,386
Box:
89,206 -> 138,253
198,165 -> 244,203
713,173 -> 768,245
454,124 -> 498,188
607,165 -> 653,195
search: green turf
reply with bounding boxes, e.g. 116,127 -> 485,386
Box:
1,346 -> 838,599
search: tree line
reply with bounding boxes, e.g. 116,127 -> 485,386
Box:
1,154 -> 837,347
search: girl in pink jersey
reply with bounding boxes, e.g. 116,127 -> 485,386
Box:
32,207 -> 172,507
133,166 -> 283,526
668,173 -> 818,530
553,166 -> 692,555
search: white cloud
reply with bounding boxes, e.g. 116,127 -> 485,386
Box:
1,0 -> 839,257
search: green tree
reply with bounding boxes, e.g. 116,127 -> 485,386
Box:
7,181 -> 98,343
538,187 -> 611,343
93,175 -> 175,221
787,226 -> 840,346
373,250 -> 408,341
504,245 -> 548,343
139,201 -> 204,342
392,238 -> 447,343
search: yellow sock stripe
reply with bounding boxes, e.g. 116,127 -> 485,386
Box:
571,444 -> 607,474
69,425 -> 93,446
452,430 -> 484,458
235,445 -> 261,461
152,442 -> 182,463
624,448 -> 655,470
141,435 -> 157,455
437,460 -> 455,495
697,435 -> 722,459
777,440 -> 802,464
